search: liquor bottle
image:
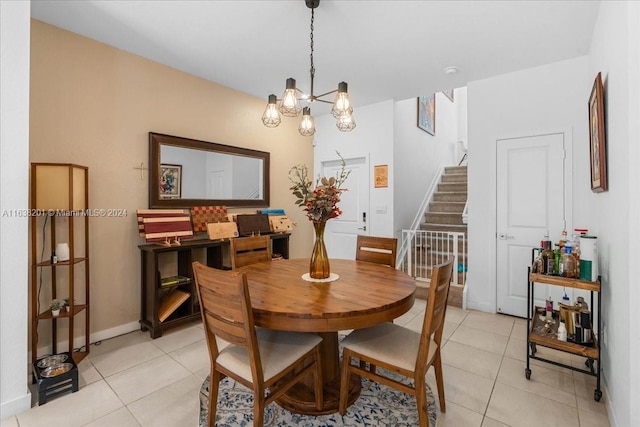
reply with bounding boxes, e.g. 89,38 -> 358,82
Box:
561,244 -> 576,278
553,244 -> 561,275
532,243 -> 544,273
558,230 -> 569,252
546,297 -> 553,320
557,320 -> 568,341
541,240 -> 555,275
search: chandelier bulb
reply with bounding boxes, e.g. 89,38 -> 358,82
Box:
336,111 -> 356,132
331,81 -> 353,119
262,94 -> 281,128
298,106 -> 316,136
279,78 -> 302,117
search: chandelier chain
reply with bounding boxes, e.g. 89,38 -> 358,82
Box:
309,7 -> 315,91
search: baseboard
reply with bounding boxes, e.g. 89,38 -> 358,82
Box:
604,381 -> 620,427
30,321 -> 141,364
0,390 -> 31,420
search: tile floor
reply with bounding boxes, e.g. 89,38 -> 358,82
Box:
1,301 -> 610,427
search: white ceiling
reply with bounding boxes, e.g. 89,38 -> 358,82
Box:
31,0 -> 600,108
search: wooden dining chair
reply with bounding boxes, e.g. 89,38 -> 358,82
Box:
355,235 -> 398,268
192,262 -> 323,427
230,235 -> 271,269
338,257 -> 454,426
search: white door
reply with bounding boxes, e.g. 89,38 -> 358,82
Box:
322,156 -> 369,260
496,133 -> 566,317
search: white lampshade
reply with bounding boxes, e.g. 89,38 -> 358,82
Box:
55,243 -> 70,262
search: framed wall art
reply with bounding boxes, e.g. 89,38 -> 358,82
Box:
374,165 -> 388,188
160,164 -> 182,199
588,72 -> 607,192
417,95 -> 435,135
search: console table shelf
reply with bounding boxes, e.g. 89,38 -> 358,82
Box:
138,233 -> 289,338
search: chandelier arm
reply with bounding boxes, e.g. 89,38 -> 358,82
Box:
312,99 -> 334,105
314,89 -> 338,99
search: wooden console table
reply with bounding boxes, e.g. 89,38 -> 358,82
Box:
138,233 -> 289,338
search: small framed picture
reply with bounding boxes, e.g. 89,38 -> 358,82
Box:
374,165 -> 388,188
588,73 -> 607,192
160,164 -> 182,199
417,95 -> 435,135
443,89 -> 454,102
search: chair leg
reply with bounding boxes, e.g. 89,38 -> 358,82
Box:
416,375 -> 429,427
208,371 -> 221,427
339,349 -> 352,415
253,392 -> 265,427
314,346 -> 324,411
434,350 -> 446,412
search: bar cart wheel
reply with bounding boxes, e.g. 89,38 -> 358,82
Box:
525,368 -> 531,380
594,390 -> 602,402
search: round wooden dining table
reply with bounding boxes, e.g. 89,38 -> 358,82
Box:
238,258 -> 416,415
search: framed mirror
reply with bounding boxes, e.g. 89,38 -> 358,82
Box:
149,132 -> 270,208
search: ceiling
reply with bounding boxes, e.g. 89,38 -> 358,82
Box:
31,0 -> 600,108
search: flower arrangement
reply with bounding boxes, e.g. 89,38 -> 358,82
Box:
289,152 -> 351,224
289,152 -> 351,279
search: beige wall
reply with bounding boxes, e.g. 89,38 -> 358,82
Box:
29,20 -> 314,344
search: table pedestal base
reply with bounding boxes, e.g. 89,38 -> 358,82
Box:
276,374 -> 360,415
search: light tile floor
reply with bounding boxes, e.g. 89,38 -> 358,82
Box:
2,301 -> 610,427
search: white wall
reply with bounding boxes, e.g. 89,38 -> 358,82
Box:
628,4 -> 640,424
0,0 -> 32,418
393,91 -> 464,238
466,56 -> 589,313
314,100 -> 396,237
587,2 -> 639,425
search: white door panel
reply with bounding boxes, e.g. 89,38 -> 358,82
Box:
497,133 -> 565,317
322,156 -> 368,260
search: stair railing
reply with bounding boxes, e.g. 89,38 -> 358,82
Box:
396,166 -> 444,269
400,229 -> 467,286
462,200 -> 468,224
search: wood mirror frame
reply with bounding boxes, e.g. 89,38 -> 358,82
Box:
149,132 -> 270,208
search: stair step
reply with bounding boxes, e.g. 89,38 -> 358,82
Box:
441,174 -> 467,183
428,201 -> 465,213
415,282 -> 464,307
433,192 -> 467,202
437,182 -> 467,193
444,166 -> 467,174
424,212 -> 464,225
420,223 -> 468,232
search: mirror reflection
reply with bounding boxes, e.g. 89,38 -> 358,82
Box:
160,145 -> 264,200
149,133 -> 270,208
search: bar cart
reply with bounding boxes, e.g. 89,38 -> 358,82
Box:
526,267 -> 602,401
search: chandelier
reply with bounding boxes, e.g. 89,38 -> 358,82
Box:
261,0 -> 356,136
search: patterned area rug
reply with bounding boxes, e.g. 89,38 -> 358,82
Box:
199,370 -> 437,427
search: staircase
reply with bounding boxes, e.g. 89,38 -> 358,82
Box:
415,165 -> 468,307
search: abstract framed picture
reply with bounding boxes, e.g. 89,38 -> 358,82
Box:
588,72 -> 607,192
443,89 -> 454,102
160,164 -> 182,199
417,95 -> 435,135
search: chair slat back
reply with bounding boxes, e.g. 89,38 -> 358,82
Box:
192,262 -> 258,355
417,258 -> 454,369
355,235 -> 398,268
230,236 -> 272,269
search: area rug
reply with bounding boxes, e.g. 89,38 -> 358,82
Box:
199,369 -> 437,427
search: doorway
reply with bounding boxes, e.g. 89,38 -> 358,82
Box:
322,155 -> 369,260
496,132 -> 567,317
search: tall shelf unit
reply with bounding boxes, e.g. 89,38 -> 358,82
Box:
526,269 -> 601,401
30,163 -> 90,366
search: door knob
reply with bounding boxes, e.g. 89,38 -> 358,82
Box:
498,233 -> 514,240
